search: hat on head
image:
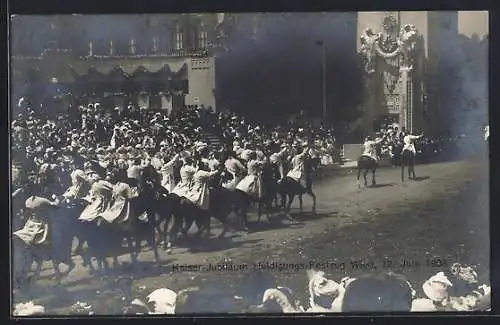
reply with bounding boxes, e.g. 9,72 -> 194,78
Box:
422,272 -> 453,304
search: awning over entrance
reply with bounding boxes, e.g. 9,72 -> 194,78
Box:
69,63 -> 189,96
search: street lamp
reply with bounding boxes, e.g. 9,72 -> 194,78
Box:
316,40 -> 327,123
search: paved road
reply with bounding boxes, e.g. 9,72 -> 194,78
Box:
14,158 -> 489,314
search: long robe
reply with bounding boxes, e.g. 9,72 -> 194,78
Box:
79,180 -> 114,222
160,154 -> 180,193
223,157 -> 247,190
236,159 -> 265,199
286,149 -> 309,187
171,165 -> 197,197
99,182 -> 139,224
185,169 -> 219,210
14,196 -> 58,246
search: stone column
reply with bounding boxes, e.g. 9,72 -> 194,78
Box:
399,66 -> 415,132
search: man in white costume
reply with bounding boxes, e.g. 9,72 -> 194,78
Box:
402,133 -> 423,155
184,161 -> 221,211
286,144 -> 310,188
236,151 -> 265,199
159,153 -> 180,193
361,136 -> 385,162
223,151 -> 247,190
171,158 -> 197,198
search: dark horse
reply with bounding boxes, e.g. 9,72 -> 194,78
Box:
179,169 -> 244,240
357,155 -> 377,188
276,175 -> 317,217
12,179 -> 78,285
276,156 -> 317,217
401,149 -> 417,182
90,169 -> 164,273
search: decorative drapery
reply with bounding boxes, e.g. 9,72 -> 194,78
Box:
69,63 -> 189,96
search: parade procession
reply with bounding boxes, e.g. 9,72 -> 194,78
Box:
10,12 -> 490,315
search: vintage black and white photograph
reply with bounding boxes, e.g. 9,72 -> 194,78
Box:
10,11 -> 490,315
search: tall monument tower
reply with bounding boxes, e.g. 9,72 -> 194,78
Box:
356,11 -> 458,136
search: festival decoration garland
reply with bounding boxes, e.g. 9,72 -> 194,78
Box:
374,40 -> 400,59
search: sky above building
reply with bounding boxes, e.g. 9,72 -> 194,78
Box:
458,11 -> 488,38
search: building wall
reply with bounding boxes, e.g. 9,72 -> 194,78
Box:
185,57 -> 216,109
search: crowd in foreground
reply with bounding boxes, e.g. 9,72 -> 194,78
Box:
13,262 -> 490,315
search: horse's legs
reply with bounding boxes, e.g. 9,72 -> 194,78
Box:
150,221 -> 161,263
51,258 -> 63,281
256,200 -> 263,223
279,193 -> 286,210
357,166 -> 362,188
218,213 -> 229,238
307,190 -> 317,214
160,211 -> 173,249
363,170 -> 369,187
168,213 -> 183,247
32,255 -> 43,281
411,157 -> 416,179
203,213 -> 212,238
126,237 -> 139,264
401,160 -> 405,183
371,167 -> 376,186
286,194 -> 295,218
298,194 -> 304,215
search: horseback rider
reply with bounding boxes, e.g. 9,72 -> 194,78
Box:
126,157 -> 143,195
236,151 -> 265,200
361,135 -> 385,163
223,150 -> 247,190
80,178 -> 114,222
402,132 -> 424,155
99,169 -> 139,225
62,169 -> 91,204
286,143 -> 310,188
269,144 -> 289,182
159,152 -> 181,194
184,159 -> 222,211
171,157 -> 197,198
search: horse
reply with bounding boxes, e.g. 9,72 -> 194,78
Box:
275,158 -> 317,218
356,155 -> 378,188
13,199 -> 77,285
179,171 -> 244,240
401,149 -> 417,182
89,171 -> 165,274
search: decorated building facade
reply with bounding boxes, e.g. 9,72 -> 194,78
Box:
10,14 -> 236,115
357,11 -> 465,136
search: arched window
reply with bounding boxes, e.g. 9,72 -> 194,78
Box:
199,20 -> 208,48
175,22 -> 184,50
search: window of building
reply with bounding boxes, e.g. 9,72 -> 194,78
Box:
199,21 -> 208,48
175,23 -> 183,50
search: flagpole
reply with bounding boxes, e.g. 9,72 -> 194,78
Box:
322,41 -> 327,123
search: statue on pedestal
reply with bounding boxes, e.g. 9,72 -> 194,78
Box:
360,28 -> 381,74
397,24 -> 420,70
